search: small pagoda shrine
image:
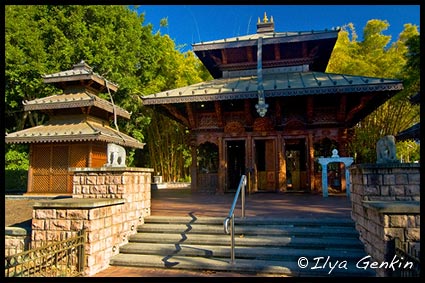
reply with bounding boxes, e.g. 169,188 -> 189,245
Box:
5,61 -> 145,195
142,14 -> 403,194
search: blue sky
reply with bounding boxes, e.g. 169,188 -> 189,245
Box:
135,5 -> 420,52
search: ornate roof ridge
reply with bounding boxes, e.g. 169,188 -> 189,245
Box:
42,60 -> 119,91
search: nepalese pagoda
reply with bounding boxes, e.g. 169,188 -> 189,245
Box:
142,14 -> 403,194
5,61 -> 145,195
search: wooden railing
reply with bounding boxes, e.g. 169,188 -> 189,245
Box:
5,229 -> 86,277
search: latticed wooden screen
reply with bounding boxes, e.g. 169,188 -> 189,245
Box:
30,143 -> 102,194
51,145 -> 69,193
70,144 -> 89,167
90,144 -> 107,167
31,145 -> 53,193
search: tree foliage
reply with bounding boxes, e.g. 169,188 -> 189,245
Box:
327,20 -> 420,163
5,5 -> 211,183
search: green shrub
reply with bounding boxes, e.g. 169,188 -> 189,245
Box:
5,145 -> 29,193
5,169 -> 28,193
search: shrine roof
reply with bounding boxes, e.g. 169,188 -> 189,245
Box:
192,26 -> 339,78
192,29 -> 339,50
42,61 -> 119,92
5,115 -> 145,149
22,91 -> 131,119
142,68 -> 403,105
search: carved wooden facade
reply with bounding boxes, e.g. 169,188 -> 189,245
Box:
144,15 -> 403,194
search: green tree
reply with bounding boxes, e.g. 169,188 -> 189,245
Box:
5,5 -> 210,183
327,20 -> 420,163
136,27 -> 211,181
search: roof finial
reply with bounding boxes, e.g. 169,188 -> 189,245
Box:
270,16 -> 274,23
257,17 -> 261,24
263,12 -> 268,23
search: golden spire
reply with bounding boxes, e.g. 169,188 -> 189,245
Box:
258,17 -> 260,24
270,16 -> 274,23
263,12 -> 268,23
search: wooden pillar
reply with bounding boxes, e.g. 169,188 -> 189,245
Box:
277,133 -> 286,192
190,142 -> 198,192
246,133 -> 253,194
308,132 -> 315,192
27,145 -> 34,193
217,136 -> 224,194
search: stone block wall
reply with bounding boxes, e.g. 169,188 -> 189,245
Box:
30,167 -> 153,276
5,227 -> 31,257
350,163 -> 420,277
71,167 -> 153,220
32,198 -> 125,275
350,163 -> 420,203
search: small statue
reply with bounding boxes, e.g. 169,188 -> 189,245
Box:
105,143 -> 126,167
376,135 -> 399,164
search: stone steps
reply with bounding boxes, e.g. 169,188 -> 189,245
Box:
109,216 -> 376,277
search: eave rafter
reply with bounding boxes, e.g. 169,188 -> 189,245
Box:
162,104 -> 190,128
346,95 -> 373,123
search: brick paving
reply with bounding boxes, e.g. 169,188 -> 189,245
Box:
91,188 -> 352,277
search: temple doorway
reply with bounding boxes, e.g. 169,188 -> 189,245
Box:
285,138 -> 308,191
253,139 -> 277,192
225,140 -> 245,192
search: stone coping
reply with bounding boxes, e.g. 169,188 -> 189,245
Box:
69,167 -> 154,173
362,200 -> 420,214
351,163 -> 420,170
5,226 -> 29,236
33,198 -> 125,209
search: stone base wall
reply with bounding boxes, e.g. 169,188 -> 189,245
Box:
350,163 -> 420,277
30,167 -> 153,276
32,198 -> 125,275
5,227 -> 31,257
72,167 -> 153,221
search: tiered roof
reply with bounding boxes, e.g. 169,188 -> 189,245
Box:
6,61 -> 145,149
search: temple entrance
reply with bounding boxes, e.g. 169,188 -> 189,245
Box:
225,140 -> 245,192
253,139 -> 277,192
285,138 -> 308,191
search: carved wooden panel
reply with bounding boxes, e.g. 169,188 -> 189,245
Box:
198,113 -> 219,128
224,121 -> 245,134
313,107 -> 337,123
253,117 -> 274,131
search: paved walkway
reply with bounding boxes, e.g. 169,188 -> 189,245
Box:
92,189 -> 353,277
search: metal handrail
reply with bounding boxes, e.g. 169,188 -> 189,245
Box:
223,174 -> 247,264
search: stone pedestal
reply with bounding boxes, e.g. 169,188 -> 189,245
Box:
350,163 -> 420,277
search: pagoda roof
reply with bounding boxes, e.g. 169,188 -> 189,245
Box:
5,115 -> 145,149
22,90 -> 131,119
142,68 -> 403,105
42,61 -> 119,93
193,29 -> 340,50
192,28 -> 339,78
